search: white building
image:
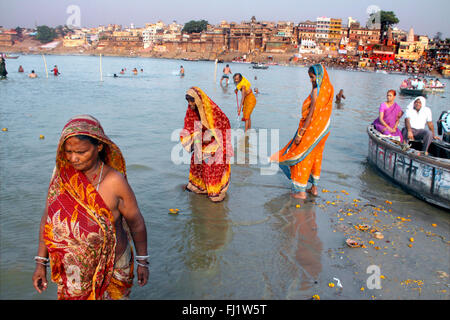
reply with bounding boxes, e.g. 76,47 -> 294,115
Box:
316,17 -> 330,39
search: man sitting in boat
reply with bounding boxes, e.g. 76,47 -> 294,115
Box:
402,96 -> 440,155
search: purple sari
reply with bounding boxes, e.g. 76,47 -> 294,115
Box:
372,102 -> 403,142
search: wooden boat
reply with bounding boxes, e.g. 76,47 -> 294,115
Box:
399,87 -> 427,97
367,125 -> 450,210
1,53 -> 19,59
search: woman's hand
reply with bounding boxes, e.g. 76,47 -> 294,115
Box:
137,265 -> 149,287
295,135 -> 302,145
32,264 -> 48,294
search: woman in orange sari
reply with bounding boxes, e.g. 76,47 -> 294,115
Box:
32,115 -> 149,299
270,64 -> 333,199
181,87 -> 232,202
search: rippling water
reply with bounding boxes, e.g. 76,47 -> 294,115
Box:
0,55 -> 449,299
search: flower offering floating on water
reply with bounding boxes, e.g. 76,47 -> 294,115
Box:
168,208 -> 180,214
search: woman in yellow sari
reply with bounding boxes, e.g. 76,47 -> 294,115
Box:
32,115 -> 149,299
233,73 -> 257,132
270,64 -> 333,199
180,87 -> 232,202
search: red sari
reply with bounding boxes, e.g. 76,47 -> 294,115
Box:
43,115 -> 133,300
180,87 -> 232,202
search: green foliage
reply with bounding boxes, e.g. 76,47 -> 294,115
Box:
182,20 -> 209,34
36,25 -> 58,43
380,11 -> 399,31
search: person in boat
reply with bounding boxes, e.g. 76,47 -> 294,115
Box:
180,65 -> 185,77
269,64 -> 333,199
52,65 -> 60,76
18,65 -> 24,73
0,57 -> 8,79
335,89 -> 346,104
28,70 -> 38,78
402,96 -> 440,155
220,64 -> 232,86
181,87 -> 232,202
400,79 -> 408,89
32,115 -> 149,299
416,79 -> 425,90
233,73 -> 257,132
372,89 -> 403,142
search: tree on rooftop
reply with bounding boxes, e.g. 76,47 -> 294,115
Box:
182,20 -> 209,34
380,11 -> 399,40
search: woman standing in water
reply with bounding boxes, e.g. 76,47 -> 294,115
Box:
181,87 -> 232,202
270,64 -> 334,199
32,115 -> 149,299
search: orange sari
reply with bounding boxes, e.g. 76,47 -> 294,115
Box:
43,115 -> 133,299
180,87 -> 232,202
270,64 -> 333,193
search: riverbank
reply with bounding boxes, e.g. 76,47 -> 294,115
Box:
1,38 -> 445,78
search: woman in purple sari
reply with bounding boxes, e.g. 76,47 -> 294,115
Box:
372,90 -> 404,142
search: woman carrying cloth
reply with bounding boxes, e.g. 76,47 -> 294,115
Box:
233,73 -> 257,132
270,64 -> 333,199
32,115 -> 149,299
181,87 -> 233,202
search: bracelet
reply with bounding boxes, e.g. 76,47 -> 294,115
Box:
34,256 -> 49,262
35,261 -> 49,267
135,255 -> 150,260
136,261 -> 149,268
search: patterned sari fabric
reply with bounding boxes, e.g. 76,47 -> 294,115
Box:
180,87 -> 232,202
270,64 -> 333,193
43,115 -> 134,300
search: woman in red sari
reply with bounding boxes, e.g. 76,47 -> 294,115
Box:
32,115 -> 149,299
181,87 -> 232,202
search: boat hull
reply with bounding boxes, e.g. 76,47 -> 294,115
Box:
367,125 -> 450,210
400,88 -> 427,96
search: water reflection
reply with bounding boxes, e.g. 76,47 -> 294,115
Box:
183,194 -> 232,271
265,194 -> 322,292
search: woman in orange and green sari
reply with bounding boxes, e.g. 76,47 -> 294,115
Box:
32,115 -> 149,299
270,64 -> 333,199
181,87 -> 232,202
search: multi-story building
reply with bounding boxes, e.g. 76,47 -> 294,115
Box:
329,18 -> 342,40
315,17 -> 330,40
348,22 -> 380,45
297,20 -> 316,40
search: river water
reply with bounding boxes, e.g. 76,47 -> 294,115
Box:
0,55 -> 449,300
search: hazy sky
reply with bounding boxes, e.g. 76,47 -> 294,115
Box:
1,0 -> 449,38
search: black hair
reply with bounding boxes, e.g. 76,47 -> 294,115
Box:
233,73 -> 242,80
308,66 -> 315,74
72,135 -> 106,161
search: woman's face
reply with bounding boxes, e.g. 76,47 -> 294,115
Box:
308,72 -> 316,87
186,96 -> 196,110
387,92 -> 395,102
64,137 -> 102,172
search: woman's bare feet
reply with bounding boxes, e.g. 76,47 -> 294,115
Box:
306,185 -> 318,196
291,191 -> 307,199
